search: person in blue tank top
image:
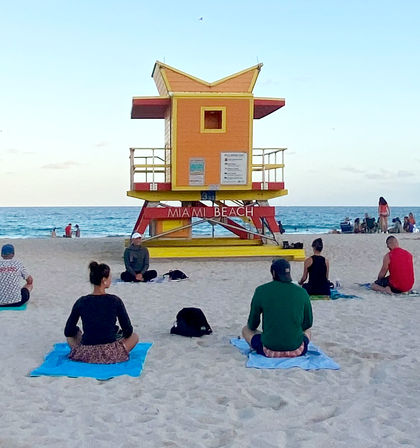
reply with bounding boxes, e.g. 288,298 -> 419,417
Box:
299,238 -> 333,296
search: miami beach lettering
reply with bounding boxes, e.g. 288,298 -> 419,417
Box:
167,206 -> 254,218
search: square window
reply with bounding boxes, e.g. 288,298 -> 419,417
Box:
204,110 -> 222,129
201,107 -> 226,133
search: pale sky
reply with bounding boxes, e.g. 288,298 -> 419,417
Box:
1,0 -> 419,206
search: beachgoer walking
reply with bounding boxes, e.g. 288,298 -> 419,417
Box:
51,228 -> 57,238
298,238 -> 332,296
371,236 -> 414,294
74,224 -> 81,238
0,244 -> 33,307
65,223 -> 72,238
120,233 -> 157,282
378,197 -> 390,233
64,262 -> 139,364
242,258 -> 312,358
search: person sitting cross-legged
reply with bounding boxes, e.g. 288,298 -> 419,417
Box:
120,233 -> 157,282
298,237 -> 333,296
242,258 -> 313,358
65,262 -> 139,364
371,236 -> 414,294
0,244 -> 33,308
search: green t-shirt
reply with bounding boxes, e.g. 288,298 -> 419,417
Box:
247,280 -> 313,351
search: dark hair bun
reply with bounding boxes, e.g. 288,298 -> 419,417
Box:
89,261 -> 99,270
89,261 -> 110,285
312,238 -> 323,252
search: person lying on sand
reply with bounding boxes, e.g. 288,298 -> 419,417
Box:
242,259 -> 312,358
0,244 -> 33,308
371,236 -> 414,294
65,261 -> 139,364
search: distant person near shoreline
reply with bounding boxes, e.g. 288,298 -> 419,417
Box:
408,213 -> 416,232
65,223 -> 72,238
378,197 -> 390,233
0,244 -> 34,307
74,224 -> 81,238
51,228 -> 57,238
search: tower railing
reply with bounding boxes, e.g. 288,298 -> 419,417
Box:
129,147 -> 169,189
251,147 -> 286,186
129,147 -> 286,190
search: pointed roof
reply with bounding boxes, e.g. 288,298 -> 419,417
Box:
152,61 -> 263,94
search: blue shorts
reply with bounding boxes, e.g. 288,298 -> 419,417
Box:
250,334 -> 309,357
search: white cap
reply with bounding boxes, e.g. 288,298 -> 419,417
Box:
131,232 -> 143,239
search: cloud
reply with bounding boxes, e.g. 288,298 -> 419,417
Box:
7,148 -> 36,155
367,168 -> 416,181
341,165 -> 366,174
397,170 -> 415,177
94,141 -> 108,148
41,160 -> 81,170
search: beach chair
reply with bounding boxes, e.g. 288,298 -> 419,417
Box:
365,217 -> 377,233
340,222 -> 353,233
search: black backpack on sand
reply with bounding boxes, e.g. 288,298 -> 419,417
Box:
170,307 -> 212,337
164,269 -> 188,280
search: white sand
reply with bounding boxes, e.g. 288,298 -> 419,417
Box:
1,234 -> 420,447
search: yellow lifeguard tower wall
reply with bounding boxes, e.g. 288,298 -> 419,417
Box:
152,62 -> 261,191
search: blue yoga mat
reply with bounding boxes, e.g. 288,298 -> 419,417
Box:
330,288 -> 360,300
357,283 -> 420,297
30,342 -> 152,380
0,303 -> 28,311
230,338 -> 340,370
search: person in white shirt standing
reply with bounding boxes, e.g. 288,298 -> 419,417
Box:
0,244 -> 33,307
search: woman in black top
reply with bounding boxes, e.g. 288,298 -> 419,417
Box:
65,261 -> 139,364
299,238 -> 332,296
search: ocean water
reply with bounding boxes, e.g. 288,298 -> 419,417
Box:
0,206 -> 419,239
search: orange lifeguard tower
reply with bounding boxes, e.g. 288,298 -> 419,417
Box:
127,61 -> 304,260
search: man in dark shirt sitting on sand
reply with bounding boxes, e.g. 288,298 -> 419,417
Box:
242,258 -> 313,358
371,236 -> 414,294
120,233 -> 157,282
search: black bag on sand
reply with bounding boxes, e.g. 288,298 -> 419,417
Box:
163,269 -> 188,280
170,307 -> 212,337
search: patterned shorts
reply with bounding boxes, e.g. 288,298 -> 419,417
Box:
263,341 -> 305,358
251,334 -> 309,358
69,340 -> 129,364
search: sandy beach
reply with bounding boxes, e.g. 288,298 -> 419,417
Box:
1,234 -> 420,447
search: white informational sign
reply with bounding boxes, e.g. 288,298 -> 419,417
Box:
189,158 -> 205,185
220,152 -> 248,185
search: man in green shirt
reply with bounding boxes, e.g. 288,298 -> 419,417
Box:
242,258 -> 313,358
